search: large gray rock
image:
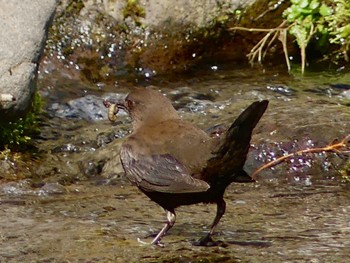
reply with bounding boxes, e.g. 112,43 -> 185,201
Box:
102,0 -> 255,27
0,0 -> 57,123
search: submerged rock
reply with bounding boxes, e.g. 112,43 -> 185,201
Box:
47,93 -> 126,121
39,182 -> 68,195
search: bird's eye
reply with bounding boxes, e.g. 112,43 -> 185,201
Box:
126,99 -> 135,109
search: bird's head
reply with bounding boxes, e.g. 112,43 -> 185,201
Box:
115,88 -> 180,130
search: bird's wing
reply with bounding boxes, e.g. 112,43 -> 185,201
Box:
120,144 -> 210,193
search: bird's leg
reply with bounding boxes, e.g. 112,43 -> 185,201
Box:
194,199 -> 226,246
151,210 -> 176,246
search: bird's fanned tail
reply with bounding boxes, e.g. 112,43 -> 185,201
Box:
203,100 -> 269,183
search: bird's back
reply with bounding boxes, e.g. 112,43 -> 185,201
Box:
122,118 -> 215,179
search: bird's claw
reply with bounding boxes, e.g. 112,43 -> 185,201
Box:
137,237 -> 165,247
153,241 -> 165,247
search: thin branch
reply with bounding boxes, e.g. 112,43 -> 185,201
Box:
252,134 -> 350,180
230,26 -> 281,32
264,29 -> 279,58
299,22 -> 315,74
278,26 -> 291,72
230,21 -> 291,71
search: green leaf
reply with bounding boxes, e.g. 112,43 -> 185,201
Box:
300,0 -> 310,9
286,11 -> 297,21
319,4 -> 331,16
309,0 -> 320,10
341,24 -> 350,38
300,7 -> 312,15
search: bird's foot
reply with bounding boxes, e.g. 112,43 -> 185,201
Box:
151,239 -> 165,247
193,235 -> 217,247
137,238 -> 165,247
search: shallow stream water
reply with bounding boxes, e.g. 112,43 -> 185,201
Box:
1,64 -> 350,262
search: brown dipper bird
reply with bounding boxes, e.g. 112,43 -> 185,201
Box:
104,88 -> 268,246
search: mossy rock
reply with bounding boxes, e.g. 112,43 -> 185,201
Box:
0,93 -> 43,150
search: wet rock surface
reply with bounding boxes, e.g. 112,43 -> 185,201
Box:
1,65 -> 350,262
42,0 -> 265,81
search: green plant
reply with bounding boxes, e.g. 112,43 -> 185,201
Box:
283,0 -> 331,73
324,0 -> 350,61
0,93 -> 43,150
65,0 -> 85,15
232,0 -> 350,73
122,0 -> 146,27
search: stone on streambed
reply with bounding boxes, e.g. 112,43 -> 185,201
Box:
47,93 -> 127,121
0,0 -> 56,123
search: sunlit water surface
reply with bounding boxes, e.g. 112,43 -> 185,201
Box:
1,65 -> 350,262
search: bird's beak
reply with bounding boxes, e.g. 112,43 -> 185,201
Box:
116,101 -> 128,112
103,98 -> 128,122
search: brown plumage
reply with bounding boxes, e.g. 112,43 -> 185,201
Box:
106,88 -> 268,246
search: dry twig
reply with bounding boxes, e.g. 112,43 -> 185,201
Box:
230,21 -> 291,71
252,134 -> 350,180
230,19 -> 318,74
